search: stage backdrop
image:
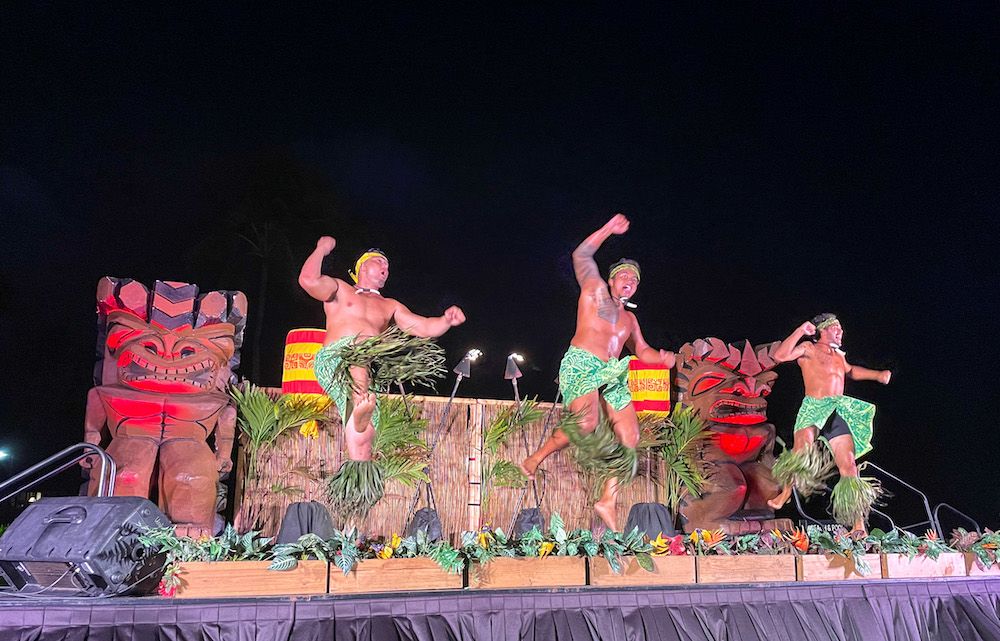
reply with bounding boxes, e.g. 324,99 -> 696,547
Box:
233,394 -> 666,539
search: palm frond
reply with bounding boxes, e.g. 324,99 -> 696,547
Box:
373,396 -> 429,458
658,404 -> 714,513
490,460 -> 528,489
380,455 -> 431,486
229,383 -> 280,478
276,395 -> 330,432
484,399 -> 544,454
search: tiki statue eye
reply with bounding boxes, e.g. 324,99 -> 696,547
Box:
692,373 -> 726,395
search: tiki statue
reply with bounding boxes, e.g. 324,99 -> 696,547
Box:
675,338 -> 791,534
83,277 -> 247,537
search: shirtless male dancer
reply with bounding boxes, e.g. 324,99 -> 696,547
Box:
768,314 -> 891,532
520,214 -> 675,530
298,236 -> 466,461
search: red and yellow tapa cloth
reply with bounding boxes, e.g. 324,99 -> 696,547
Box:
281,328 -> 329,437
627,357 -> 671,417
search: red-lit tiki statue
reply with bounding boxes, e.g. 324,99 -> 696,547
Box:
83,278 -> 247,537
675,338 -> 791,534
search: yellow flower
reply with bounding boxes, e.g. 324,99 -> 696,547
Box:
390,534 -> 402,549
377,546 -> 394,559
477,532 -> 493,548
689,531 -> 700,544
770,529 -> 784,541
650,533 -> 671,556
299,420 -> 319,439
538,542 -> 555,558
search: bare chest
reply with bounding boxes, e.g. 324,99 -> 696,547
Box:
577,288 -> 633,353
802,348 -> 847,377
327,293 -> 394,326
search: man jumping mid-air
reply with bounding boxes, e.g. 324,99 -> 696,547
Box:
520,214 -> 675,531
768,314 -> 891,532
298,236 -> 465,516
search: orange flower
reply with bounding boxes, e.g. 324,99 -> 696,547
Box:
700,529 -> 726,548
924,529 -> 938,541
786,527 -> 810,553
770,529 -> 784,541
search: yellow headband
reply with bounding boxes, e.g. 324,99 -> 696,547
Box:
349,251 -> 388,284
609,263 -> 640,282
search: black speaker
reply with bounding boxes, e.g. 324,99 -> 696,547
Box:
625,502 -> 677,538
405,507 -> 444,541
0,496 -> 170,596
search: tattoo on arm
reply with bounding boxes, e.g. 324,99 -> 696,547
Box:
573,255 -> 601,286
595,287 -> 619,324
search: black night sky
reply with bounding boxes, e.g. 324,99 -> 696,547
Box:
2,5 -> 998,528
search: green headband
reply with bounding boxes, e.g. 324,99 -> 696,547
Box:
815,316 -> 840,331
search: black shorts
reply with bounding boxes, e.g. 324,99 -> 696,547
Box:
819,411 -> 852,441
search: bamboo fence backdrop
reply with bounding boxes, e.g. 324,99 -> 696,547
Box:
234,393 -> 664,538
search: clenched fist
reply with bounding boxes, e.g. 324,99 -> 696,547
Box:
443,306 -> 466,327
316,236 -> 336,254
605,213 -> 630,235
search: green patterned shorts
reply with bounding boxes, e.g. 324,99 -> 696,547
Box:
314,336 -> 380,430
558,346 -> 632,411
794,395 -> 875,457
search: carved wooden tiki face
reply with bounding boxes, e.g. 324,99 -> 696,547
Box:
95,278 -> 247,393
677,338 -> 779,425
675,338 -> 785,532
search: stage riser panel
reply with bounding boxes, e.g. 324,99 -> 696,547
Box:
3,579 -> 999,641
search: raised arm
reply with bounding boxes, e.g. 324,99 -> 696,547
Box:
572,214 -> 630,287
393,302 -> 466,338
626,314 -> 676,368
298,236 -> 340,302
846,363 -> 892,384
772,321 -> 816,363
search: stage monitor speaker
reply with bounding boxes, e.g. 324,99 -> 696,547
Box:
0,496 -> 171,596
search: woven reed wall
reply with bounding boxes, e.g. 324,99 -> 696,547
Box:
234,393 -> 663,538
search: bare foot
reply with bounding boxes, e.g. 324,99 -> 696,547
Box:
345,423 -> 375,460
767,485 -> 792,510
594,499 -> 618,532
349,392 -> 376,433
518,456 -> 539,481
